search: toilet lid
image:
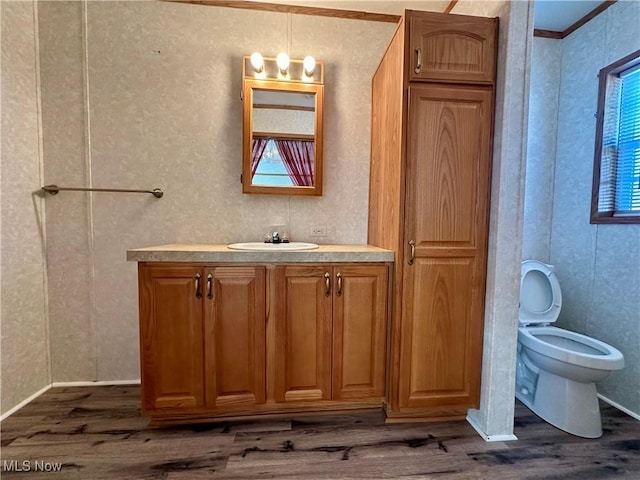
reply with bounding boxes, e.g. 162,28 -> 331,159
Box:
519,260 -> 562,324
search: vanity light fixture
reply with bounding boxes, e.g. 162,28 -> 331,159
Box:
276,52 -> 290,76
242,54 -> 323,84
249,52 -> 264,73
303,56 -> 316,77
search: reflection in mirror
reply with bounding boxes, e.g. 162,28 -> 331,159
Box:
242,56 -> 324,195
252,90 -> 315,187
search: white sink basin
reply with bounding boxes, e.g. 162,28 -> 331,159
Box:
227,242 -> 319,252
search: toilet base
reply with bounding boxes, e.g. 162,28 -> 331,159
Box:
516,369 -> 603,438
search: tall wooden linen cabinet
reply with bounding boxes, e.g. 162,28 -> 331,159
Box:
368,10 -> 497,421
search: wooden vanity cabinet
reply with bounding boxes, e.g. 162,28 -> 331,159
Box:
273,264 -> 389,404
138,261 -> 389,422
368,10 -> 497,421
138,264 -> 266,416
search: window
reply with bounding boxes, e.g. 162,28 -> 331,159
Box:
251,136 -> 315,187
252,140 -> 294,186
591,49 -> 640,223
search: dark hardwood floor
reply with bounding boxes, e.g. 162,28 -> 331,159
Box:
1,386 -> 638,479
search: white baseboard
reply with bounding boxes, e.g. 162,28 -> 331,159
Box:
598,394 -> 640,422
51,380 -> 141,388
0,384 -> 52,422
1,380 -> 141,421
466,413 -> 518,442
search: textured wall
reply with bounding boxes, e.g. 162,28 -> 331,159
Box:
39,1 -> 396,382
549,0 -> 640,416
39,0 -> 94,383
1,0 -> 50,416
523,38 -> 561,263
452,0 -> 532,440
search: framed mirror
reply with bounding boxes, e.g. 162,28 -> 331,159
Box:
242,56 -> 324,195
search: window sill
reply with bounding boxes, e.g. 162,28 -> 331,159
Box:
590,214 -> 640,224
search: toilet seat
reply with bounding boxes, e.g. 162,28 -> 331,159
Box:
518,326 -> 625,371
520,260 -> 562,325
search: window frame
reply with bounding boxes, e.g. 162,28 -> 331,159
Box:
591,48 -> 640,224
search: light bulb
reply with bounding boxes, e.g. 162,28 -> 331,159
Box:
276,52 -> 290,75
303,56 -> 316,77
250,52 -> 264,73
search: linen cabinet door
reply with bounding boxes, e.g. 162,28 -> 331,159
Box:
204,266 -> 266,410
332,265 -> 388,401
274,265 -> 332,403
408,11 -> 497,84
398,84 -> 493,413
138,264 -> 205,413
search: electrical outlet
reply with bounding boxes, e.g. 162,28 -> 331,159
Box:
310,226 -> 327,237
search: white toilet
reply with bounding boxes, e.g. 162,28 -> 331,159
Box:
516,260 -> 624,438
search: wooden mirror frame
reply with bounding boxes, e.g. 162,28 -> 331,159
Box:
242,60 -> 324,196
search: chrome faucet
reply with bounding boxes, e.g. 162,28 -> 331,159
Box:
264,229 -> 290,244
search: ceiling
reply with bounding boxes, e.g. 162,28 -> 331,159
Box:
261,0 -> 609,32
534,0 -> 607,32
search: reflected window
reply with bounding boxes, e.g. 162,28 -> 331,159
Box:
252,140 -> 294,186
252,137 -> 314,187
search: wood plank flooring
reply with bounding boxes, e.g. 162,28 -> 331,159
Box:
1,386 -> 638,479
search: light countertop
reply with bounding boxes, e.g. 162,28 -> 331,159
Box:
127,243 -> 394,263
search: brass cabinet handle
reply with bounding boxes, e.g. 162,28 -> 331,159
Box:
414,48 -> 422,74
336,272 -> 343,297
408,240 -> 416,265
324,272 -> 331,297
195,273 -> 202,298
206,273 -> 213,299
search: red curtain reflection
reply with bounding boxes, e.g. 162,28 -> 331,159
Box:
275,140 -> 314,186
251,137 -> 269,176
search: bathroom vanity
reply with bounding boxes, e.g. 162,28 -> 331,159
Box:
127,244 -> 393,424
129,9 -> 498,426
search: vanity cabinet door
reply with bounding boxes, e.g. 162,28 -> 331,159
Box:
138,265 -> 205,413
273,266 -> 332,402
408,12 -> 497,84
204,266 -> 266,409
332,265 -> 388,401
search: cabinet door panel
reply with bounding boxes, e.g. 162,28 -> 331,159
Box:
274,266 -> 332,402
410,86 -> 490,249
205,266 -> 266,408
400,258 -> 480,407
332,265 -> 388,400
139,265 -> 204,412
409,13 -> 497,84
399,84 -> 492,410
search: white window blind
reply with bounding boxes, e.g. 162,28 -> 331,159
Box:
598,76 -> 622,212
615,64 -> 640,214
